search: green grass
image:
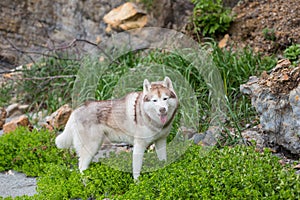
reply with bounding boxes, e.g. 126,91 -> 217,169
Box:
0,43 -> 277,143
93,44 -> 276,144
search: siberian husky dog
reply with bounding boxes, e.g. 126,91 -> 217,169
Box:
55,77 -> 179,179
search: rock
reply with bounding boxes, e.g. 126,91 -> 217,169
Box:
0,0 -> 126,67
241,128 -> 266,151
103,2 -> 148,31
240,60 -> 300,154
194,126 -> 221,146
0,108 -> 7,129
3,115 -> 32,134
46,104 -> 72,130
0,170 -> 37,198
6,103 -> 20,118
180,126 -> 197,139
148,0 -> 194,30
218,34 -> 230,48
193,133 -> 205,144
6,103 -> 29,118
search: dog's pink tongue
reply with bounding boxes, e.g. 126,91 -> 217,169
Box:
160,115 -> 168,124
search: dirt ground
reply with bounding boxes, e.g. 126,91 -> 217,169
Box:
228,0 -> 300,56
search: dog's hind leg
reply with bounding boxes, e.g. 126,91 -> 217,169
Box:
74,125 -> 104,172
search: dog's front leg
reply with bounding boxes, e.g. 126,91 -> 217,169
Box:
155,137 -> 167,161
132,142 -> 146,180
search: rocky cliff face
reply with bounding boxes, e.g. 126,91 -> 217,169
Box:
0,0 -> 125,69
0,0 -> 193,70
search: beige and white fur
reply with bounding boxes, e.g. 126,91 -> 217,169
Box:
55,77 -> 178,179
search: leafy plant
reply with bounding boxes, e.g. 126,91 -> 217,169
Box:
0,127 -> 76,176
137,0 -> 154,11
191,0 -> 234,37
262,28 -> 276,41
0,80 -> 14,107
30,144 -> 300,199
20,56 -> 79,113
119,145 -> 300,199
284,44 -> 300,65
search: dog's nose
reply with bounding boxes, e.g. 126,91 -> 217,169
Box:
159,107 -> 166,113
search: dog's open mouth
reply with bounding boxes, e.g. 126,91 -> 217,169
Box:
159,114 -> 168,124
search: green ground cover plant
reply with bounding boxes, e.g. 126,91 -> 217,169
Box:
0,127 -> 76,177
0,128 -> 299,199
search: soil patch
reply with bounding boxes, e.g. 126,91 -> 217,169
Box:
229,0 -> 300,56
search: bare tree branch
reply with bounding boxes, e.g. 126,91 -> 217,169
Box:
14,75 -> 77,80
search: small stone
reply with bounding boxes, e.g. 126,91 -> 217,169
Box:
18,104 -> 29,112
3,115 -> 31,134
46,104 -> 72,130
193,133 -> 205,144
6,103 -> 20,118
6,103 -> 29,118
41,123 -> 54,131
293,164 -> 300,169
218,34 -> 230,48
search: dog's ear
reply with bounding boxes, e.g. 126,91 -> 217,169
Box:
164,76 -> 174,90
143,79 -> 151,93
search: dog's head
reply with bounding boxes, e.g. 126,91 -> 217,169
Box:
142,77 -> 178,126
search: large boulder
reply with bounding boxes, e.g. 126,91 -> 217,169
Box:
241,59 -> 300,154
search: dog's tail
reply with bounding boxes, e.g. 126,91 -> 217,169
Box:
55,114 -> 74,149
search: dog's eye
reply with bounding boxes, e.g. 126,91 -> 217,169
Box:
152,99 -> 157,102
163,97 -> 168,101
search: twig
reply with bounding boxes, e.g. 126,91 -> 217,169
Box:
9,75 -> 77,80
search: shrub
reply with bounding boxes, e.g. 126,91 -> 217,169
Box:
284,44 -> 300,65
191,0 -> 234,37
